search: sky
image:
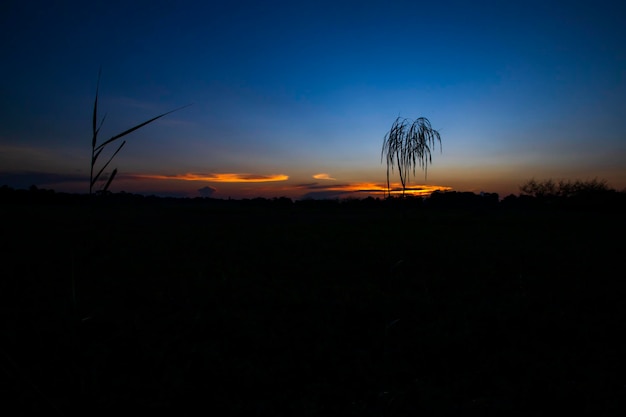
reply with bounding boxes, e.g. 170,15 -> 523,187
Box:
1,0 -> 625,199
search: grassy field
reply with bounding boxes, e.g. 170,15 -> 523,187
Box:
1,193 -> 625,415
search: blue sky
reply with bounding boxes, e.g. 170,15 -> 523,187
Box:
1,0 -> 625,199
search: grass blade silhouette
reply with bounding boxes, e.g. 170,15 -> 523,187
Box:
89,70 -> 191,194
91,140 -> 126,189
94,104 -> 191,152
102,168 -> 118,193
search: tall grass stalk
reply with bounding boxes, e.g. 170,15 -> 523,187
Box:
381,116 -> 442,197
89,69 -> 190,194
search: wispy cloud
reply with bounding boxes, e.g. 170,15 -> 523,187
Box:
136,172 -> 289,182
312,173 -> 336,180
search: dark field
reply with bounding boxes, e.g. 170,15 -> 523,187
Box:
2,192 -> 625,416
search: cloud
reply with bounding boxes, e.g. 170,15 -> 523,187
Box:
198,186 -> 217,197
312,173 -> 336,180
136,173 -> 289,182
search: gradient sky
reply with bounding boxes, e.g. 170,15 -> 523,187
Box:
1,0 -> 625,199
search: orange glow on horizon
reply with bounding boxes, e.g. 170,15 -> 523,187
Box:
121,173 -> 452,198
137,173 -> 289,183
383,184 -> 453,197
296,181 -> 453,197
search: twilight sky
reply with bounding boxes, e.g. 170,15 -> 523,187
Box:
1,0 -> 625,199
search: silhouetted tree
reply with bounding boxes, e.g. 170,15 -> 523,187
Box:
381,116 -> 442,197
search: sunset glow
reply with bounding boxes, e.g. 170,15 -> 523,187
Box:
1,1 -> 624,199
137,173 -> 289,183
292,181 -> 452,199
115,174 -> 453,199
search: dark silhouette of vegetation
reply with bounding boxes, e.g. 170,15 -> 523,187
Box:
381,116 -> 442,197
1,183 -> 626,415
426,190 -> 499,210
518,178 -> 625,210
2,183 -> 626,212
520,178 -> 610,198
89,69 -> 190,195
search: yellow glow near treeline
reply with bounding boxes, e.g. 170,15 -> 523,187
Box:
296,182 -> 452,197
385,184 -> 453,197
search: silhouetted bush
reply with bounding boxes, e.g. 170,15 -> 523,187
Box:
520,178 -> 610,198
518,178 -> 625,211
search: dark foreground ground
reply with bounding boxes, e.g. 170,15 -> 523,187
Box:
1,192 -> 625,416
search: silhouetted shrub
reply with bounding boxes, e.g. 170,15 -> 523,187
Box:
519,178 -> 622,210
520,178 -> 610,198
